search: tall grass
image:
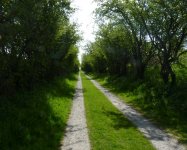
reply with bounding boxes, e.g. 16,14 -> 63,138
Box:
0,74 -> 77,150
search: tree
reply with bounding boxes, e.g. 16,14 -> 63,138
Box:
81,53 -> 93,73
0,0 -> 79,94
96,24 -> 131,75
136,0 -> 187,84
95,0 -> 155,78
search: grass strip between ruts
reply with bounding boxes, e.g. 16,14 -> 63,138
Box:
81,73 -> 155,150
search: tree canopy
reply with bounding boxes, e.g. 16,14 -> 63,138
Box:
0,0 -> 80,94
82,0 -> 187,85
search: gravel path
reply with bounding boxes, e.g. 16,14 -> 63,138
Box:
60,74 -> 90,150
88,76 -> 186,150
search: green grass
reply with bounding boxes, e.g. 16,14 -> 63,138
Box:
81,73 -> 155,150
92,64 -> 187,145
0,74 -> 78,150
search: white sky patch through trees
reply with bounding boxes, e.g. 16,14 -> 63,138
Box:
70,0 -> 97,63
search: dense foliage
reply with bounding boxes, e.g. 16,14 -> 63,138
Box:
0,0 -> 79,94
0,74 -> 77,150
82,0 -> 187,84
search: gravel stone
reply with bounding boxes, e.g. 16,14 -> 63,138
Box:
60,74 -> 91,150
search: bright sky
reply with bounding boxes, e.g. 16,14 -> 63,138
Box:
70,0 -> 97,63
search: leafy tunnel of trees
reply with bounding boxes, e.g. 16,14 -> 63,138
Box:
0,0 -> 80,95
0,0 -> 187,147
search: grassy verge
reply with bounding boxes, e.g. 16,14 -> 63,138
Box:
0,74 -> 78,150
81,73 -> 155,150
92,65 -> 187,145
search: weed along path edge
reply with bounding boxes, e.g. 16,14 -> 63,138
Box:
61,74 -> 90,150
86,75 -> 186,150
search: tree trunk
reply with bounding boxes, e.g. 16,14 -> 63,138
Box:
135,59 -> 145,79
161,64 -> 169,84
169,66 -> 176,85
160,61 -> 176,85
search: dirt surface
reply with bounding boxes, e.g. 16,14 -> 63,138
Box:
60,74 -> 90,150
89,76 -> 185,150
